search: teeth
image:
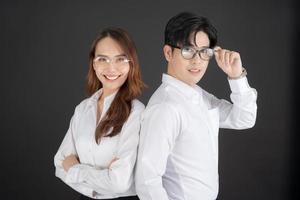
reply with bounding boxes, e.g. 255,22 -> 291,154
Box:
189,69 -> 200,72
104,75 -> 119,80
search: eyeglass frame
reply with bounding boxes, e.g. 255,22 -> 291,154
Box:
93,55 -> 131,67
168,44 -> 216,61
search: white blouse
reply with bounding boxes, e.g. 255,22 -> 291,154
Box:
54,89 -> 145,199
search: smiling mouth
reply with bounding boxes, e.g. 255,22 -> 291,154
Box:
103,74 -> 121,80
188,69 -> 201,73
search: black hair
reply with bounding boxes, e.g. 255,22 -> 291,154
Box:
164,12 -> 218,48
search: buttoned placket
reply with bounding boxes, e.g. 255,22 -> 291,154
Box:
88,90 -> 117,165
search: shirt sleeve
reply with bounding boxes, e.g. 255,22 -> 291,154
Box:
209,76 -> 258,129
63,104 -> 144,196
135,103 -> 181,200
54,106 -> 94,197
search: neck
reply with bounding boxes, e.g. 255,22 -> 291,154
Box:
167,67 -> 196,87
167,65 -> 178,80
99,87 -> 118,101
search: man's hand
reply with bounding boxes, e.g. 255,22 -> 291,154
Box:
214,46 -> 243,78
62,154 -> 80,172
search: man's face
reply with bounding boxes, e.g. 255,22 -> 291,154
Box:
164,31 -> 210,86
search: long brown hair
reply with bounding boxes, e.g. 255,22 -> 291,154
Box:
86,27 -> 145,143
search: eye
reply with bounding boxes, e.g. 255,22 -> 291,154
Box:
95,57 -> 108,62
181,46 -> 196,59
115,56 -> 129,63
203,48 -> 214,56
182,46 -> 195,53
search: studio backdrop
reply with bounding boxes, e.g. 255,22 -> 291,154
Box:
1,0 -> 298,199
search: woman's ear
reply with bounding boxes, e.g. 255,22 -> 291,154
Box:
163,45 -> 173,62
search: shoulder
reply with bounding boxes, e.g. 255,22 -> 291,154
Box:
147,84 -> 183,109
73,96 -> 93,114
125,99 -> 145,121
142,83 -> 186,122
143,101 -> 181,122
131,99 -> 145,112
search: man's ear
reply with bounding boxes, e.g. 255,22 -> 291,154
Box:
163,45 -> 173,62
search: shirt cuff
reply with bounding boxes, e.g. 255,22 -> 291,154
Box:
55,167 -> 67,180
65,164 -> 83,184
228,76 -> 251,93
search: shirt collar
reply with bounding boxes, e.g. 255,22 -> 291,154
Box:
162,73 -> 203,104
88,88 -> 118,107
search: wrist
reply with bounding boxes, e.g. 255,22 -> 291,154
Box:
228,67 -> 247,80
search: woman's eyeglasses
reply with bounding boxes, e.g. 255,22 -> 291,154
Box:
93,55 -> 131,68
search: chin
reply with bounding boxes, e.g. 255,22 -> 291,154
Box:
110,85 -> 120,90
188,76 -> 202,85
192,81 -> 200,85
102,83 -> 120,91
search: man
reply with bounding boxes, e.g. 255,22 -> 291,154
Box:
135,12 -> 257,200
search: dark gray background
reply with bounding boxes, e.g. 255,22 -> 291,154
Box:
1,0 -> 299,199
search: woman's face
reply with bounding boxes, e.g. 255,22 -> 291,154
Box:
93,37 -> 130,94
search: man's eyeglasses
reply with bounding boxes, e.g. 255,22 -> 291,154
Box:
93,55 -> 131,68
169,44 -> 215,61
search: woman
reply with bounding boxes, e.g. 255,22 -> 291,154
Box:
54,27 -> 145,200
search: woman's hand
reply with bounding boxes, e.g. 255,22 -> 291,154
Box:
108,157 -> 119,170
214,46 -> 243,78
62,154 -> 79,172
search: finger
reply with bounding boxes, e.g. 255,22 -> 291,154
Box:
230,51 -> 240,65
64,155 -> 72,160
214,51 -> 220,64
214,52 -> 222,67
65,154 -> 78,163
67,154 -> 76,160
229,51 -> 235,64
109,157 -> 119,164
213,46 -> 221,59
225,51 -> 230,67
108,158 -> 119,169
220,49 -> 227,65
214,46 -> 221,51
214,51 -> 223,68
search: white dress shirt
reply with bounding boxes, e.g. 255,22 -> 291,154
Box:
135,73 -> 257,200
54,89 -> 145,199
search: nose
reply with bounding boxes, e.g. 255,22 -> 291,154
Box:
105,62 -> 118,72
191,52 -> 203,64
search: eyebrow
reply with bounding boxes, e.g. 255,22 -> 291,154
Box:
95,53 -> 127,58
193,44 -> 210,48
187,42 -> 209,48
